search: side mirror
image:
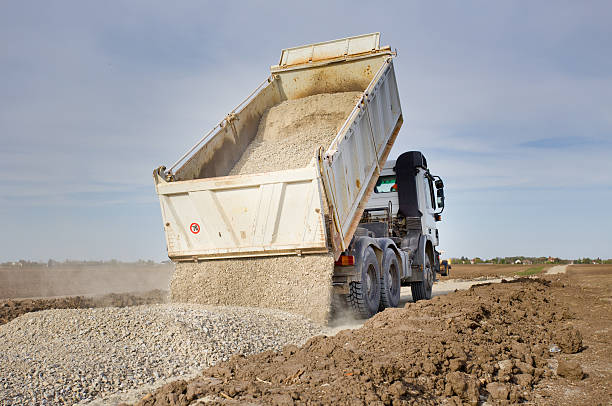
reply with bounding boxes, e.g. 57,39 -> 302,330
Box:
436,188 -> 445,208
435,178 -> 444,189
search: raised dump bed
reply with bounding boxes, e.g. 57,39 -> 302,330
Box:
154,33 -> 403,322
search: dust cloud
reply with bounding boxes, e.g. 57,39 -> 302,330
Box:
0,263 -> 174,299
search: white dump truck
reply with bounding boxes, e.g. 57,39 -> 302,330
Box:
153,33 -> 446,320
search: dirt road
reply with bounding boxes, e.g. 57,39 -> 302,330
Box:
410,277 -> 512,302
546,264 -> 568,274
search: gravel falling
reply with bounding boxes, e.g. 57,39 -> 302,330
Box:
0,304 -> 324,405
171,254 -> 335,324
168,94 -> 361,325
228,92 -> 362,176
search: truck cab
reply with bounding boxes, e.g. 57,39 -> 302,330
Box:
333,151 -> 446,318
367,151 -> 443,253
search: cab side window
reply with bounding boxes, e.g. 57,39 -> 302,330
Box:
374,175 -> 397,193
423,176 -> 436,210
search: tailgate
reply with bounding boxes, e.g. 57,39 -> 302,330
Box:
154,166 -> 328,260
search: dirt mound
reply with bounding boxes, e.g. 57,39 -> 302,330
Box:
228,92 -> 361,176
553,325 -> 583,353
556,360 -> 584,380
0,290 -> 168,325
133,278 -> 579,405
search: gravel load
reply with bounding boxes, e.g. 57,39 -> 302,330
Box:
228,92 -> 361,176
0,304 -> 323,405
171,254 -> 335,324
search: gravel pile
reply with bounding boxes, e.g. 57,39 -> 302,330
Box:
228,92 -> 361,176
171,254 -> 335,324
0,290 -> 168,326
0,304 -> 323,405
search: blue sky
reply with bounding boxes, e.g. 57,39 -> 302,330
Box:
1,1 -> 611,261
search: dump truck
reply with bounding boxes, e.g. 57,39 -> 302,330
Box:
153,33 -> 446,322
440,260 -> 451,276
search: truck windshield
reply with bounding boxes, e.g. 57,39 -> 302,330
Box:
374,176 -> 397,193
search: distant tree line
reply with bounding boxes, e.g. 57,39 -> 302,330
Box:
449,256 -> 612,265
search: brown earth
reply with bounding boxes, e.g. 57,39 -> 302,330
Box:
439,264 -> 553,280
530,264 -> 612,404
130,265 -> 612,405
0,290 -> 168,326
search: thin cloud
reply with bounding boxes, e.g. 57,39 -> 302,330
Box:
519,136 -> 607,149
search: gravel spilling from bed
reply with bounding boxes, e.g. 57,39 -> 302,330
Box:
0,304 -> 323,405
171,254 -> 335,324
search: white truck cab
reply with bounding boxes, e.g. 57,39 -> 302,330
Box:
333,151 -> 446,317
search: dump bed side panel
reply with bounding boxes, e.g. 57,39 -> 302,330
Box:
156,167 -> 328,260
175,79 -> 282,181
321,60 -> 402,255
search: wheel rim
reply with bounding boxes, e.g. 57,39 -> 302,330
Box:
424,255 -> 433,291
389,263 -> 399,298
367,264 -> 377,302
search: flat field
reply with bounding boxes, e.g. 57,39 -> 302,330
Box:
0,263 -> 173,299
440,263 -> 554,280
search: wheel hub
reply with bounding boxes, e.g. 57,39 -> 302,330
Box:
367,265 -> 376,300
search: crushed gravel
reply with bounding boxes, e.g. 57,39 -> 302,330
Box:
0,304 -> 323,405
228,92 -> 361,176
0,290 -> 168,326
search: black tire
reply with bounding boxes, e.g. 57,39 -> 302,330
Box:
347,247 -> 381,318
411,249 -> 434,301
380,248 -> 401,310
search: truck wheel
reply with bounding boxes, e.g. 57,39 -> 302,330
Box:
347,246 -> 381,318
411,250 -> 434,301
380,249 -> 401,309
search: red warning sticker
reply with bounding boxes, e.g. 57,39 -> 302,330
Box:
189,223 -> 200,234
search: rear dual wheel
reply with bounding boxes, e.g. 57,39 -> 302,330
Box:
347,247 -> 401,318
380,248 -> 401,310
347,247 -> 380,318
